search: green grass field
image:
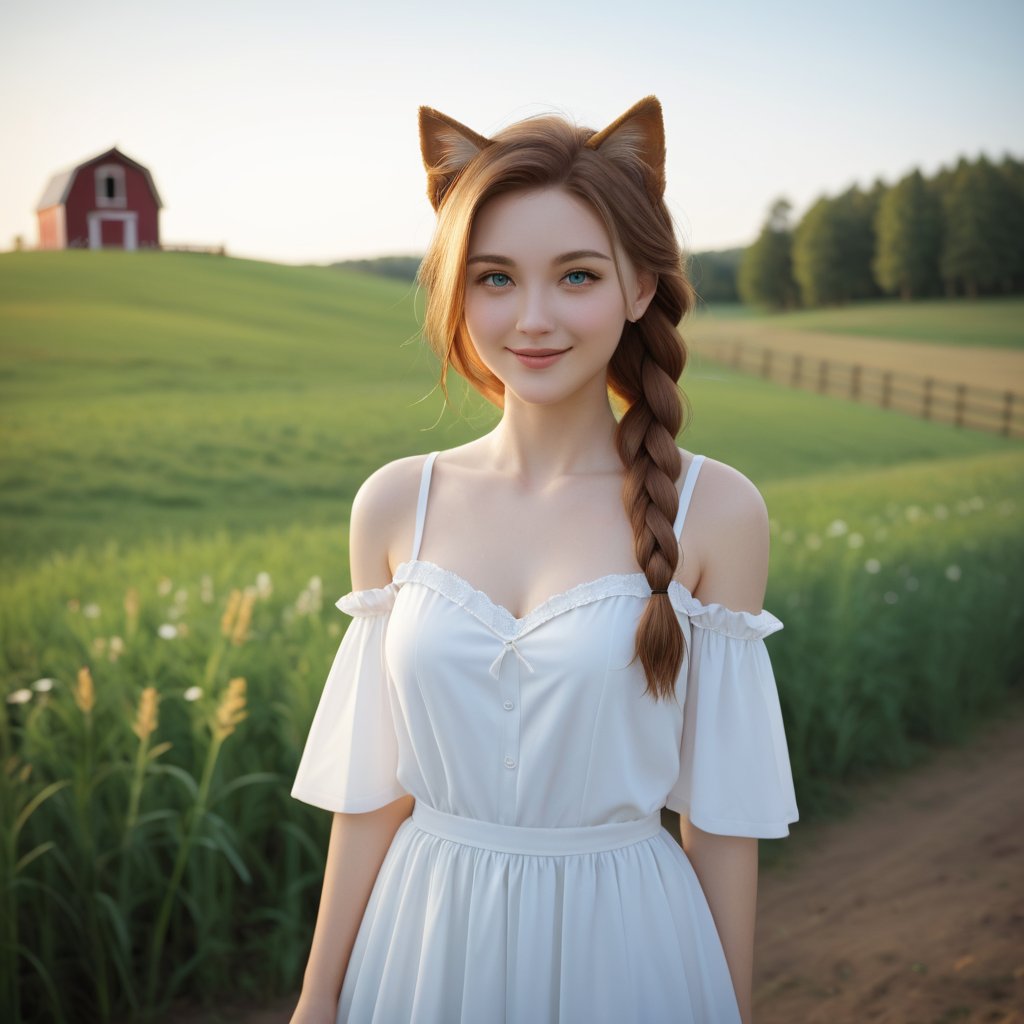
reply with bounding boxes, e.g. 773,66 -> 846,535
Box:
2,250 -> 1022,1022
695,296 -> 1024,348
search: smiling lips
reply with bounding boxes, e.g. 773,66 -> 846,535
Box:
508,347 -> 571,369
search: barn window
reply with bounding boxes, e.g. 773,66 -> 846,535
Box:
95,164 -> 127,208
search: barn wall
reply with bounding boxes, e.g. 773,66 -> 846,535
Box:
63,155 -> 160,248
37,208 -> 64,250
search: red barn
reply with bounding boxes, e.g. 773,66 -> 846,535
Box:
36,146 -> 163,250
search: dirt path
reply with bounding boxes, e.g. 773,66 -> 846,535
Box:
754,697 -> 1024,1024
162,701 -> 1024,1024
688,320 -> 1024,393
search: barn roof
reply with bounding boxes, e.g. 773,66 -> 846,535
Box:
36,146 -> 164,211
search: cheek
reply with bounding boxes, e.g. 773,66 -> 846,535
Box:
568,292 -> 627,343
463,294 -> 509,346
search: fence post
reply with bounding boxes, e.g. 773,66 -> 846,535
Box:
791,353 -> 803,387
761,348 -> 772,380
818,360 -> 828,394
954,384 -> 967,428
881,372 -> 892,408
1004,391 -> 1015,437
922,378 -> 933,420
851,364 -> 861,401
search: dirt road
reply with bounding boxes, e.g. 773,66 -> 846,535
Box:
754,697 -> 1024,1024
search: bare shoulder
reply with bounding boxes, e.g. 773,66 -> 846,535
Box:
683,453 -> 770,614
348,453 -> 432,590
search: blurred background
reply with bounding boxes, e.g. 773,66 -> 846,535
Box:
2,1 -> 1022,1022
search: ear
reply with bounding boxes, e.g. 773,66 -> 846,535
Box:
629,269 -> 659,322
584,95 -> 666,200
418,106 -> 492,211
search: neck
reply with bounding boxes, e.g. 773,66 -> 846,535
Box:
485,381 -> 622,483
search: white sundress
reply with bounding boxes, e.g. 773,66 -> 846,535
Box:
292,451 -> 799,1023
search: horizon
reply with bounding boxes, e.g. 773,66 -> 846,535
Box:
3,0 -> 1022,265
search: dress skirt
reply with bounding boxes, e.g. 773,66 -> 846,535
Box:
337,803 -> 742,1023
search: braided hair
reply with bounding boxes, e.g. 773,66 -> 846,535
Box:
417,97 -> 694,700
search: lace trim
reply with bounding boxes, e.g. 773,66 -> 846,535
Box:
386,560 -> 783,641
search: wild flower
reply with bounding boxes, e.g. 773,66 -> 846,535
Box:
177,622 -> 190,638
7,689 -> 32,705
183,686 -> 203,702
31,678 -> 56,693
174,588 -> 188,607
847,533 -> 864,549
865,559 -> 882,574
231,589 -> 256,646
256,571 -> 273,599
108,636 -> 125,662
221,589 -> 242,637
74,667 -> 95,714
968,496 -> 985,511
826,519 -> 848,538
158,623 -> 178,640
883,592 -> 899,604
157,577 -> 173,596
200,574 -> 214,603
83,603 -> 101,619
132,687 -> 159,741
213,677 -> 247,739
124,587 -> 140,635
67,598 -> 80,613
945,565 -> 962,582
92,637 -> 108,656
933,504 -> 949,520
904,506 -> 923,522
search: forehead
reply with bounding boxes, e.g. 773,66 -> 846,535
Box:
468,187 -> 612,255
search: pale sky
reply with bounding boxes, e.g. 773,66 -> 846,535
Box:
3,0 -> 1022,265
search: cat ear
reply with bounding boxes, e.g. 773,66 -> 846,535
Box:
418,106 -> 492,211
584,95 -> 666,200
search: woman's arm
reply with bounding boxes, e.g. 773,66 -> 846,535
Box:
683,459 -> 772,1024
293,795 -> 415,1019
291,458 -> 423,1022
680,821 -> 759,1024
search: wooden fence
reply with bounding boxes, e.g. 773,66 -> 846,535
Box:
696,338 -> 1024,439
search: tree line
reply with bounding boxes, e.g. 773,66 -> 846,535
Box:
735,153 -> 1024,310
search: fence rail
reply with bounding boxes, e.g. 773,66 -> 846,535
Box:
696,337 -> 1023,439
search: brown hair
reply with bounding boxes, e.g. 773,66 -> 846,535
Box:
417,98 -> 694,701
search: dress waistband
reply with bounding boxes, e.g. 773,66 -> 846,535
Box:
410,803 -> 664,855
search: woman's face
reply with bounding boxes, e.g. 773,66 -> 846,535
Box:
462,186 -> 654,408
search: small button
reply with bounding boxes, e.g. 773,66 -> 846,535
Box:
503,756 -> 517,769
502,699 -> 514,711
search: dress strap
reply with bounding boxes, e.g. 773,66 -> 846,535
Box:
410,451 -> 440,562
672,454 -> 705,540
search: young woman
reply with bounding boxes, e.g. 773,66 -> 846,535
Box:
290,96 -> 798,1024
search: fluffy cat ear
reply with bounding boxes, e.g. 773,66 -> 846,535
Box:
418,106 -> 492,211
584,95 -> 666,200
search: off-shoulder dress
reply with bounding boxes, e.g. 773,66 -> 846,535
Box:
292,450 -> 799,1023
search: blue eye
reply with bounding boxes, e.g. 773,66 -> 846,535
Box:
565,270 -> 595,286
481,272 -> 511,287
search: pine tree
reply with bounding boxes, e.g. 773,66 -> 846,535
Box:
738,198 -> 799,310
873,169 -> 942,299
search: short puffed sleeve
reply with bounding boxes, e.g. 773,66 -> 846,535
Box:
290,583 -> 408,813
665,602 -> 799,838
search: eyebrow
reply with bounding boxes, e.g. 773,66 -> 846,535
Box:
466,249 -> 613,266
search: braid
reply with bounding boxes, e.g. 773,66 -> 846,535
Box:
609,290 -> 689,701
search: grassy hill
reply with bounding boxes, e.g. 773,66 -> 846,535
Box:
2,249 -> 1022,1020
1,250 -> 1016,572
695,295 -> 1024,348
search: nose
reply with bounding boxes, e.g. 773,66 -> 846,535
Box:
515,288 -> 554,338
